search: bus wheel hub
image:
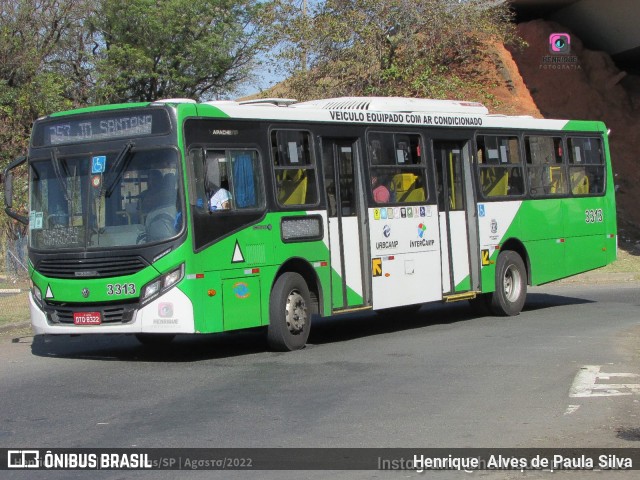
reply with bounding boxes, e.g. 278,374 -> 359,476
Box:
285,290 -> 307,334
504,265 -> 521,301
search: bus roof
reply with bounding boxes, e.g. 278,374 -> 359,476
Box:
38,96 -> 607,134
195,96 -> 605,133
289,96 -> 490,115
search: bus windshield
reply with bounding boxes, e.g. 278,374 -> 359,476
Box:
29,147 -> 182,250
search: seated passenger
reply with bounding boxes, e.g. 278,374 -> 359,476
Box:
371,175 -> 390,203
209,181 -> 231,211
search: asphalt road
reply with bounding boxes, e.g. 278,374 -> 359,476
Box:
1,282 -> 639,479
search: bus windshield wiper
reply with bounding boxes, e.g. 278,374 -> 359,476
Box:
103,141 -> 135,198
50,149 -> 71,204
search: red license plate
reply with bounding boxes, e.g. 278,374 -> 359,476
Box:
73,312 -> 102,325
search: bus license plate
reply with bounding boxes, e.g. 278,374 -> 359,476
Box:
73,312 -> 102,325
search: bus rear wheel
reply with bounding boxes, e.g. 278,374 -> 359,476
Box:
268,272 -> 311,351
489,250 -> 527,316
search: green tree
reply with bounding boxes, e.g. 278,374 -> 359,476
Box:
1,0 -> 93,242
0,0 -> 92,162
262,0 -> 520,102
1,0 -> 269,237
90,0 -> 268,102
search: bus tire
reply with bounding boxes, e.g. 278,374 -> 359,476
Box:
490,250 -> 527,316
268,272 -> 311,351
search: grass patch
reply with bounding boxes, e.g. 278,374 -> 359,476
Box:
0,291 -> 30,327
559,247 -> 640,284
0,273 -> 30,328
600,248 -> 640,275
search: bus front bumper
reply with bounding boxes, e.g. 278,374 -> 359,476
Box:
29,287 -> 195,335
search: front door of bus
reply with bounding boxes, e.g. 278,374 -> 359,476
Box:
434,141 -> 478,294
322,138 -> 367,310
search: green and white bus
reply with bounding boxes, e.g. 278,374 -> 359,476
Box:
3,96 -> 617,350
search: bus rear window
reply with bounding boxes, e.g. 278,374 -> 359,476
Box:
567,137 -> 605,195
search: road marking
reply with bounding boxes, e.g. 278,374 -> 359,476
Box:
564,404 -> 581,415
569,365 -> 640,398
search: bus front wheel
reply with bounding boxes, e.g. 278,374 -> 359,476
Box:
490,251 -> 527,316
268,272 -> 311,351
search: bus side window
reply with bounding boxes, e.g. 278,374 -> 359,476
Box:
205,151 -> 230,211
525,135 -> 567,196
477,135 -> 525,199
272,130 -> 318,207
230,152 -> 257,208
198,149 -> 264,212
367,132 -> 427,204
391,172 -> 425,202
188,148 -> 208,211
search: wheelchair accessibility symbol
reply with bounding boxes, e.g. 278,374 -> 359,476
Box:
91,156 -> 106,174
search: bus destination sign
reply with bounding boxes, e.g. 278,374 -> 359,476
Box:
33,109 -> 171,147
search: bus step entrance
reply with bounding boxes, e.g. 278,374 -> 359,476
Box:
443,291 -> 480,303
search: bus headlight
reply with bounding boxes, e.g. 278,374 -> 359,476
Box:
141,264 -> 184,306
164,267 -> 183,289
31,282 -> 43,308
142,280 -> 161,302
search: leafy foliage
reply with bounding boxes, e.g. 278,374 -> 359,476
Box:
89,0 -> 266,102
0,0 -> 522,242
0,0 -> 88,157
0,0 -> 91,237
0,0 -> 266,239
262,0 -> 522,102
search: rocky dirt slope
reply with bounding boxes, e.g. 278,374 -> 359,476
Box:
488,20 -> 639,249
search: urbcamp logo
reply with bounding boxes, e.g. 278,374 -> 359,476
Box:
549,33 -> 571,54
82,288 -> 90,298
417,223 -> 427,238
490,219 -> 498,234
383,225 -> 391,238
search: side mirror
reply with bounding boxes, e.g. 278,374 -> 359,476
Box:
4,170 -> 13,208
3,156 -> 28,224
